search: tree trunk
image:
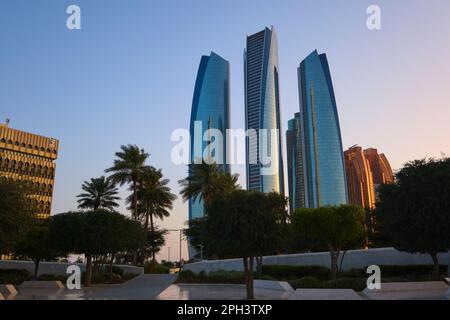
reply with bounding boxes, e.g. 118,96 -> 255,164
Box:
85,254 -> 93,287
247,257 -> 255,300
109,253 -> 115,281
329,249 -> 340,280
141,207 -> 150,265
256,255 -> 263,278
150,213 -> 156,262
133,179 -> 138,265
33,260 -> 40,280
430,252 -> 440,280
243,256 -> 248,288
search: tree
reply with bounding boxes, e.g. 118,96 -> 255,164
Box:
14,224 -> 62,279
186,191 -> 280,299
377,157 -> 450,278
178,161 -> 239,207
143,228 -> 167,262
129,166 -> 176,263
49,210 -> 143,286
292,205 -> 365,280
76,176 -> 120,211
0,178 -> 36,253
105,145 -> 149,221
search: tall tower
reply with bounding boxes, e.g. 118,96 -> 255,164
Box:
286,112 -> 306,212
188,52 -> 230,221
297,50 -> 347,207
244,26 -> 284,194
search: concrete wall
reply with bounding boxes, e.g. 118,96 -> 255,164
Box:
184,247 -> 450,273
0,260 -> 144,277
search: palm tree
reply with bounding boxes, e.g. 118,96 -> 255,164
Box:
128,166 -> 176,263
105,144 -> 149,221
76,176 -> 120,211
178,161 -> 239,207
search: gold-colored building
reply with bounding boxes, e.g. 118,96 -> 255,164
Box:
344,146 -> 394,209
0,122 -> 59,219
344,146 -> 376,210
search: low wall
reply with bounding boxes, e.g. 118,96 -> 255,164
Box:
184,247 -> 450,273
0,260 -> 144,277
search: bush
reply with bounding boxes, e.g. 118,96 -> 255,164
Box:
0,269 -> 32,285
111,266 -> 124,277
207,270 -> 244,284
324,277 -> 366,291
177,270 -> 196,283
37,274 -> 68,282
379,265 -> 448,277
262,265 -> 330,280
289,277 -> 321,289
177,270 -> 245,284
144,263 -> 170,274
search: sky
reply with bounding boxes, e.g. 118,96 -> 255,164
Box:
1,0 -> 450,261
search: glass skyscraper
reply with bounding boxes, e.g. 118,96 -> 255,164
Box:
189,52 -> 230,221
297,50 -> 347,207
244,26 -> 284,194
286,113 -> 306,212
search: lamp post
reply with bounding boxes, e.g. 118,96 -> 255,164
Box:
165,228 -> 187,267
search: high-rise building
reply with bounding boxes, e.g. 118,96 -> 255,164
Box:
188,52 -> 230,221
363,148 -> 394,188
344,145 -> 376,209
286,112 -> 306,212
244,26 -> 284,194
297,50 -> 347,207
0,122 -> 59,219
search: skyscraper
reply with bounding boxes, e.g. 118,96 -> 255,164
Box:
189,52 -> 230,221
344,145 -> 376,209
244,26 -> 284,194
297,50 -> 347,207
363,148 -> 394,189
0,122 -> 59,219
286,113 -> 306,212
344,145 -> 394,208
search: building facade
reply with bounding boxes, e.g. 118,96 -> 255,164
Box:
344,145 -> 394,208
363,148 -> 394,187
344,145 -> 376,209
0,123 -> 59,219
188,52 -> 230,221
297,50 -> 347,207
244,26 -> 284,194
286,112 -> 306,212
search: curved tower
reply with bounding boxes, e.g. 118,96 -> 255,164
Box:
298,50 -> 347,207
189,52 -> 230,221
244,26 -> 284,194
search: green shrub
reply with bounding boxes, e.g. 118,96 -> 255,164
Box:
262,265 -> 330,280
207,270 -> 244,284
177,270 -> 244,284
144,263 -> 170,274
324,277 -> 366,291
0,269 -> 32,285
289,276 -> 321,289
37,274 -> 68,282
177,270 -> 196,283
379,265 -> 447,277
111,266 -> 124,277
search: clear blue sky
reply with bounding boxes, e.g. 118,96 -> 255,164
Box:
1,0 -> 450,260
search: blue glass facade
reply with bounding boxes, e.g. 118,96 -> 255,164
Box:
189,52 -> 230,221
286,113 -> 306,212
244,27 -> 284,194
298,50 -> 347,207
